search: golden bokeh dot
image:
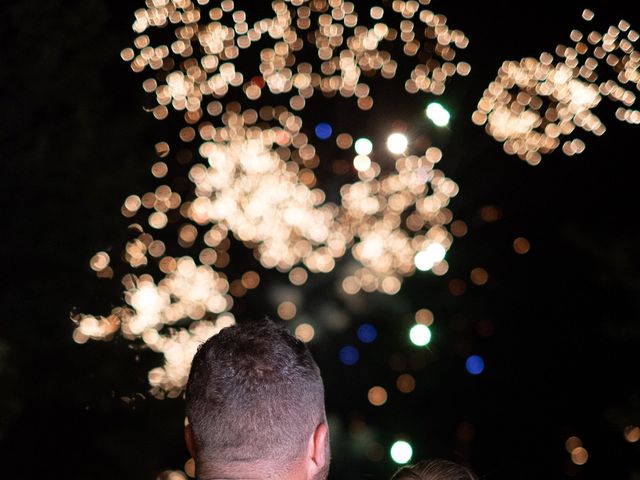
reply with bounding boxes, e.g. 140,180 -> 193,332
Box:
431,260 -> 449,276
97,267 -> 114,279
178,224 -> 198,246
149,211 -> 168,229
72,329 -> 89,344
207,101 -> 223,116
241,271 -> 260,289
513,237 -> 530,254
357,96 -> 374,110
90,251 -> 110,272
124,195 -> 142,212
415,308 -> 434,326
215,251 -> 230,268
288,267 -> 308,286
565,436 -> 582,453
624,425 -> 640,443
396,374 -> 416,393
141,192 -> 156,208
120,48 -> 135,61
295,323 -> 315,343
199,248 -> 217,265
571,447 -> 588,465
332,159 -> 351,175
277,301 -> 297,320
342,276 -> 361,295
336,133 -> 353,149
151,161 -> 168,178
154,141 -> 170,158
450,220 -> 468,237
448,278 -> 467,296
370,6 -> 384,20
381,276 -> 401,295
179,127 -> 196,142
159,256 -> 177,273
148,240 -> 166,258
367,386 -> 388,406
470,267 -> 489,286
229,279 -> 247,297
480,205 -> 501,222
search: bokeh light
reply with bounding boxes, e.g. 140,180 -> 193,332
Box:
624,425 -> 640,443
513,237 -> 531,254
565,436 -> 582,453
368,386 -> 388,406
474,11 -> 640,163
414,243 -> 447,271
357,323 -> 378,344
415,308 -> 434,326
354,138 -> 374,156
396,374 -> 416,393
353,154 -> 372,172
78,0 -> 470,395
340,345 -> 360,366
277,301 -> 297,321
465,355 -> 485,375
295,323 -> 315,343
426,102 -> 451,126
470,267 -> 489,286
386,133 -> 409,154
571,447 -> 589,465
409,324 -> 432,347
315,122 -> 333,140
390,440 -> 413,464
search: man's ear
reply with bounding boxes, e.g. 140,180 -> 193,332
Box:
307,422 -> 329,476
184,422 -> 196,459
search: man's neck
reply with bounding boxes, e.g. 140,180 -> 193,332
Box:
196,460 -> 300,480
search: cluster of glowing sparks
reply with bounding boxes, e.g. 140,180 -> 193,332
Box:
75,0 -> 469,396
474,9 -> 640,164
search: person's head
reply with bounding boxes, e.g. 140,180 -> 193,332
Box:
391,459 -> 477,480
185,319 -> 330,480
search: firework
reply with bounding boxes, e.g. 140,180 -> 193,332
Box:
76,0 -> 468,395
474,9 -> 640,164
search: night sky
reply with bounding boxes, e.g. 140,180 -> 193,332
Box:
1,0 -> 639,479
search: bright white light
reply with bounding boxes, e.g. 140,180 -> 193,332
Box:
426,102 -> 451,127
390,440 -> 413,464
354,138 -> 373,155
353,155 -> 372,172
386,133 -> 408,154
409,324 -> 432,346
414,243 -> 446,271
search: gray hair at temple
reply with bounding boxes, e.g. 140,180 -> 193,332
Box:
185,319 -> 330,479
391,459 -> 478,480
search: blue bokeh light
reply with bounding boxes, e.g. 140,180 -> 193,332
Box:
465,355 -> 485,375
339,345 -> 360,365
357,323 -> 377,344
315,122 -> 333,140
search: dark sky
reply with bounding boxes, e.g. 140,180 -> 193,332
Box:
1,0 -> 639,479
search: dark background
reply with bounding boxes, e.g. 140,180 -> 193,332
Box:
1,0 -> 639,479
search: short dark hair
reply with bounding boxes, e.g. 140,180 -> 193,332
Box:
186,319 -> 326,473
391,459 -> 478,480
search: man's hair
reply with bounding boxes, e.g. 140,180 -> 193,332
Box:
391,459 -> 478,480
186,319 -> 326,473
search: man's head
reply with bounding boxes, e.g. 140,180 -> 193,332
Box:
185,319 -> 330,480
391,459 -> 477,480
